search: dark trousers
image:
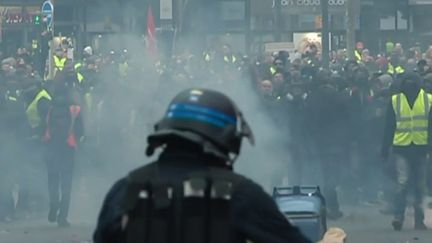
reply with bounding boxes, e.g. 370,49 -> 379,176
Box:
393,152 -> 427,223
355,142 -> 382,201
317,145 -> 343,213
45,145 -> 75,222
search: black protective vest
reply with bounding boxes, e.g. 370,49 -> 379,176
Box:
121,163 -> 245,243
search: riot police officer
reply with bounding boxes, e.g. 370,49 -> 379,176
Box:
93,88 -> 311,243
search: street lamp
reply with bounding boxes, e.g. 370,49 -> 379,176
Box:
321,0 -> 330,69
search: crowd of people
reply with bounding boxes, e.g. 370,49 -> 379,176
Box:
1,37 -> 432,228
251,41 -> 432,223
0,43 -> 159,224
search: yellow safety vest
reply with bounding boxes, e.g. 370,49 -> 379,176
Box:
224,55 -> 237,64
270,66 -> 277,75
355,50 -> 362,62
32,40 -> 38,50
54,56 -> 67,71
388,63 -> 405,75
74,62 -> 84,83
203,52 -> 211,62
26,89 -> 52,128
77,73 -> 84,83
395,66 -> 405,74
392,89 -> 432,146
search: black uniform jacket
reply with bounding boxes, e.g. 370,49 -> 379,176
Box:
93,151 -> 311,243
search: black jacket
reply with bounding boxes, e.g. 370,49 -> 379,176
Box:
306,83 -> 350,146
93,150 -> 311,243
45,99 -> 84,147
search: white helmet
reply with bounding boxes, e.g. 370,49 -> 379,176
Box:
84,46 -> 93,56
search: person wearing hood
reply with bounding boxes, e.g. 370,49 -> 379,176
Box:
381,72 -> 432,231
42,81 -> 84,227
417,59 -> 431,77
286,79 -> 309,185
306,69 -> 349,220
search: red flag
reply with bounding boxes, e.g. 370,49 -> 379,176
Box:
147,5 -> 157,55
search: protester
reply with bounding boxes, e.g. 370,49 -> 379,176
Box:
1,39 -> 432,230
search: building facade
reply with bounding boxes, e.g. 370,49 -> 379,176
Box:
0,0 -> 85,56
3,0 -> 432,56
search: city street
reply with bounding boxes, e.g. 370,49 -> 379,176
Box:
1,204 -> 432,243
0,219 -> 93,243
328,205 -> 432,243
1,0 -> 432,243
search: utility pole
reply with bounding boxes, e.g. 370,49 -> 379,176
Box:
321,0 -> 329,69
273,0 -> 282,42
346,0 -> 356,60
46,0 -> 55,80
172,0 -> 185,51
245,0 -> 251,54
83,0 -> 87,47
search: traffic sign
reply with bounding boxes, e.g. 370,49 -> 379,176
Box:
42,0 -> 53,14
41,0 -> 54,29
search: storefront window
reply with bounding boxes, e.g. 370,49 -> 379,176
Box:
0,6 -> 41,25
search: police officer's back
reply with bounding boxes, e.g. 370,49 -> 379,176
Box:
94,89 -> 311,243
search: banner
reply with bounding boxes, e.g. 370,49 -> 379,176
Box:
147,5 -> 157,55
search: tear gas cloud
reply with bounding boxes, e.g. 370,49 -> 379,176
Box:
67,33 -> 316,224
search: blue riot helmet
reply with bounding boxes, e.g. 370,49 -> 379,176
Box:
146,89 -> 254,166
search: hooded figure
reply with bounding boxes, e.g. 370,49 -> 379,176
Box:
43,81 -> 84,227
381,72 -> 432,231
400,72 -> 422,104
306,69 -> 350,220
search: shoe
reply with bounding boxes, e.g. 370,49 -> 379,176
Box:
392,219 -> 403,231
48,208 -> 57,223
415,222 -> 428,230
57,219 -> 71,228
327,210 -> 344,220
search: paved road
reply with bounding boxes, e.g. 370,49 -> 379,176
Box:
327,205 -> 432,243
1,205 -> 432,243
0,219 -> 93,243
